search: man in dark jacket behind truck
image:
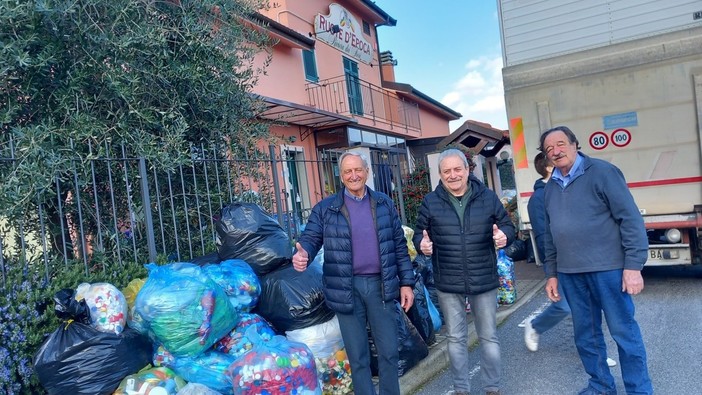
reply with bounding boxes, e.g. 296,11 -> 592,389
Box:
292,151 -> 415,395
413,148 -> 515,395
541,126 -> 652,395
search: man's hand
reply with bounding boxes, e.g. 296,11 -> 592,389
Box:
493,224 -> 507,249
545,277 -> 561,302
400,286 -> 414,312
622,269 -> 644,295
420,230 -> 433,255
292,242 -> 309,272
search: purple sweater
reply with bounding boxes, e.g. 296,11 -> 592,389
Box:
344,194 -> 381,275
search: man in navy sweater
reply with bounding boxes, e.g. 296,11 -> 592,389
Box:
524,152 -> 616,367
540,126 -> 652,395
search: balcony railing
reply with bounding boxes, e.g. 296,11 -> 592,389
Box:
306,75 -> 421,133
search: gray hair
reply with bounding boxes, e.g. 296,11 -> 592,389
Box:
438,148 -> 468,168
339,151 -> 370,169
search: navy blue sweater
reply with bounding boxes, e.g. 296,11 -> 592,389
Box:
543,154 -> 647,277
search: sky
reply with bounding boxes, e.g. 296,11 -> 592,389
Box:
373,1 -> 508,131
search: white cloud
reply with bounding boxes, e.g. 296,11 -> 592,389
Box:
442,55 -> 508,131
455,71 -> 486,90
442,91 -> 462,107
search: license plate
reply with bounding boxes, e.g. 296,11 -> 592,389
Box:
649,248 -> 679,260
647,246 -> 691,266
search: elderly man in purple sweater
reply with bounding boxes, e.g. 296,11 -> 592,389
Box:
292,151 -> 415,395
541,126 -> 652,395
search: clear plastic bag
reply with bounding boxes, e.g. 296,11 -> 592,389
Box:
230,328 -> 321,394
285,316 -> 352,395
75,282 -> 128,334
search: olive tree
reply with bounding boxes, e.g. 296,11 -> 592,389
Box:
1,0 -> 273,213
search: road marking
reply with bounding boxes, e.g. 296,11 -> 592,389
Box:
441,364 -> 482,395
517,302 -> 550,327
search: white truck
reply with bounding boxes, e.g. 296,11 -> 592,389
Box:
498,0 -> 702,265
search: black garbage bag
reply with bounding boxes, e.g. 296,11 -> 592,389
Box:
254,259 -> 334,332
369,301 -> 429,377
53,288 -> 92,325
190,251 -> 221,266
504,238 -> 528,261
413,254 -> 434,288
405,272 -> 435,345
34,290 -> 152,395
216,202 -> 292,277
413,254 -> 442,324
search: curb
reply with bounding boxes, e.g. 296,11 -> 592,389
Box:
400,278 -> 547,394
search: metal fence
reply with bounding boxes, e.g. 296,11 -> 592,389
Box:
0,138 -> 413,287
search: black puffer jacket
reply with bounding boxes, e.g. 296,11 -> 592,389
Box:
412,176 -> 515,295
297,187 -> 415,314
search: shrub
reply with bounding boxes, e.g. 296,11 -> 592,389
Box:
402,164 -> 431,229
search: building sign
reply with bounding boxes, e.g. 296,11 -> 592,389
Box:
602,111 -> 638,130
315,4 -> 373,64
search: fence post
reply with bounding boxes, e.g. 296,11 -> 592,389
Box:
269,145 -> 284,226
139,157 -> 157,263
0,237 -> 5,288
393,155 -> 407,224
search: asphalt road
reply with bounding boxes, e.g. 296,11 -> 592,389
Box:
410,264 -> 702,394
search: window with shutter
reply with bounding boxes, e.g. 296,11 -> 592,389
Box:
302,49 -> 318,83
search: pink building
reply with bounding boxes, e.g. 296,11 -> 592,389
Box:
249,1 -> 461,215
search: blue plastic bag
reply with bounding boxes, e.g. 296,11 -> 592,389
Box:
214,313 -> 275,358
135,263 -> 239,357
203,259 -> 261,312
424,286 -> 442,332
497,249 -> 516,305
158,348 -> 238,394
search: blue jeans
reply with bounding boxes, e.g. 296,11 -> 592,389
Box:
437,288 -> 500,393
559,270 -> 653,395
336,275 -> 400,395
531,281 -> 571,334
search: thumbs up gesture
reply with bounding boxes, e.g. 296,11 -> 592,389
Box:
493,224 -> 507,249
293,242 -> 309,272
420,230 -> 433,256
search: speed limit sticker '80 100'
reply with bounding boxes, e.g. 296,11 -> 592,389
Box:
589,131 -> 609,150
611,128 -> 631,147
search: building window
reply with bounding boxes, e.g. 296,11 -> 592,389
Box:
348,128 -> 362,145
302,49 -> 318,83
362,130 -> 377,145
343,57 -> 363,116
362,20 -> 371,35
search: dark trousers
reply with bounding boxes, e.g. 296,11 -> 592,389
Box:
336,275 -> 400,395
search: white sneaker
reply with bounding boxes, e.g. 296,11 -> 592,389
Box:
606,357 -> 617,367
524,319 -> 539,352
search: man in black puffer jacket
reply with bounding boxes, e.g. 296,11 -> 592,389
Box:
293,151 -> 415,395
413,148 -> 515,395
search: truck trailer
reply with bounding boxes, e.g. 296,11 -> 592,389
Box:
498,0 -> 702,265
